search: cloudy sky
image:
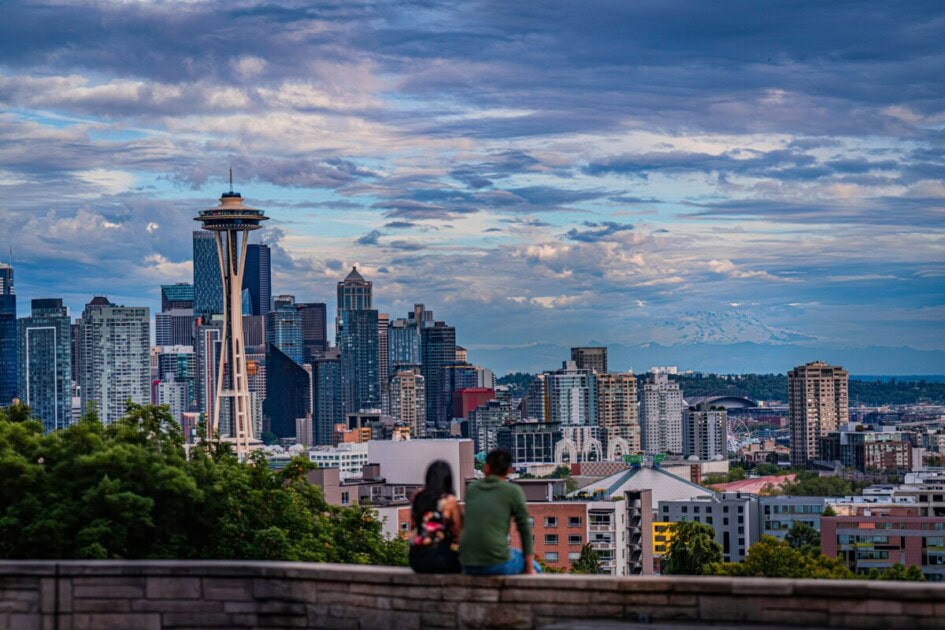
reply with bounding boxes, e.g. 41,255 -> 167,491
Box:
1,1 -> 943,372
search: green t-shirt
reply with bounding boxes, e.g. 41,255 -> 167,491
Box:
459,476 -> 533,567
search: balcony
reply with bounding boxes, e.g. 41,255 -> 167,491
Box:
1,561 -> 943,628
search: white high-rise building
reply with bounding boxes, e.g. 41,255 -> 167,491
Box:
640,372 -> 683,455
79,297 -> 150,424
596,372 -> 641,457
683,405 -> 728,460
546,361 -> 596,426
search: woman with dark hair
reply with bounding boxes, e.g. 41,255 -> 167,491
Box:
408,460 -> 463,573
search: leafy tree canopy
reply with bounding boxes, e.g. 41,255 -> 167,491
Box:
662,521 -> 723,575
570,544 -> 601,574
0,403 -> 407,565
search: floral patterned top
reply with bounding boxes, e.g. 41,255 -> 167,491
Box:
411,495 -> 458,552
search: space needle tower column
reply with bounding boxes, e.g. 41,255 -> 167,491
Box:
196,173 -> 268,458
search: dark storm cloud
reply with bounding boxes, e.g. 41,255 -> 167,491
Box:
564,221 -> 635,242
384,221 -> 417,229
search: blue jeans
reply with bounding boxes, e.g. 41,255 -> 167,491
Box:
463,548 -> 542,576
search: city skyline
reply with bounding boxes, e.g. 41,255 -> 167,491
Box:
0,2 -> 943,375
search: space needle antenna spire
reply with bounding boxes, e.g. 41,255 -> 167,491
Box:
195,174 -> 268,459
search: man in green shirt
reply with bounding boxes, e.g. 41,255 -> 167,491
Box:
460,448 -> 540,575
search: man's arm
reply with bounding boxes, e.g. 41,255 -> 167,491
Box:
510,486 -> 535,574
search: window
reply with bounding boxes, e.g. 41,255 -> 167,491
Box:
544,516 -> 558,528
738,526 -> 744,534
545,552 -> 559,562
528,517 -> 535,528
738,506 -> 744,513
568,552 -> 581,561
341,491 -> 349,505
568,535 -> 582,545
706,516 -> 714,525
568,516 -> 582,528
662,506 -> 669,513
723,506 -> 729,513
545,534 -> 559,545
694,506 -> 700,514
723,518 -> 729,526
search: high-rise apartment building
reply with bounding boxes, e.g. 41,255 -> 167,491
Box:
469,399 -> 516,454
156,378 -> 189,426
242,244 -> 271,317
571,346 -> 608,373
596,372 -> 641,455
545,361 -> 596,426
17,299 -> 72,431
421,321 -> 456,428
0,263 -> 17,406
683,404 -> 728,460
388,369 -> 426,438
313,349 -> 343,446
70,323 -> 81,388
338,308 -> 380,412
789,361 -> 849,466
265,296 -> 304,366
78,297 -> 150,424
296,302 -> 327,361
192,231 -> 223,319
640,372 -> 683,454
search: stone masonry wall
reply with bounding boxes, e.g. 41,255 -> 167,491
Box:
1,561 -> 944,629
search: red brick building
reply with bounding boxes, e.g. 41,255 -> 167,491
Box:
453,387 -> 495,421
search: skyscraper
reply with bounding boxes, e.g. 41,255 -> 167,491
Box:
421,321 -> 456,428
545,361 -> 597,426
160,283 -> 194,312
336,266 -> 372,319
157,283 -> 194,347
388,317 -> 422,375
78,297 -> 150,424
296,302 -> 328,362
156,345 -> 196,410
640,372 -> 683,454
388,368 -> 426,438
242,244 -> 271,317
339,308 -> 380,412
571,346 -> 608,373
17,298 -> 72,431
192,231 -> 223,319
522,374 -> 546,421
263,344 -> 311,439
313,349 -> 343,446
194,318 -> 222,424
788,361 -> 849,466
377,312 -> 389,391
195,183 -> 268,455
0,263 -> 16,406
596,371 -> 640,454
683,404 -> 727,460
265,296 -> 304,365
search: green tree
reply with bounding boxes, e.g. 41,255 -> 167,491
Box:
753,463 -> 781,476
569,544 -> 601,574
822,504 -> 837,517
707,536 -> 855,580
784,522 -> 821,552
868,563 -> 926,581
662,521 -> 722,575
0,403 -> 407,566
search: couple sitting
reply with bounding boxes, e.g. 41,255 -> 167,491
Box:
409,448 -> 541,575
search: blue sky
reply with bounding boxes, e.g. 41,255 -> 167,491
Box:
1,1 -> 943,373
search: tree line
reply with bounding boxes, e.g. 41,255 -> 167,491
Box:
0,403 -> 407,564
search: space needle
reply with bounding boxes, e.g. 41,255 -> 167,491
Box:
195,171 -> 268,457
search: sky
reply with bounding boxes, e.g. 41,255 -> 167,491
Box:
1,1 -> 944,374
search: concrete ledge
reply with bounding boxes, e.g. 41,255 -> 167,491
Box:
0,561 -> 942,629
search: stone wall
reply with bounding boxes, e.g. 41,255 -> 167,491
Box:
1,561 -> 943,629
